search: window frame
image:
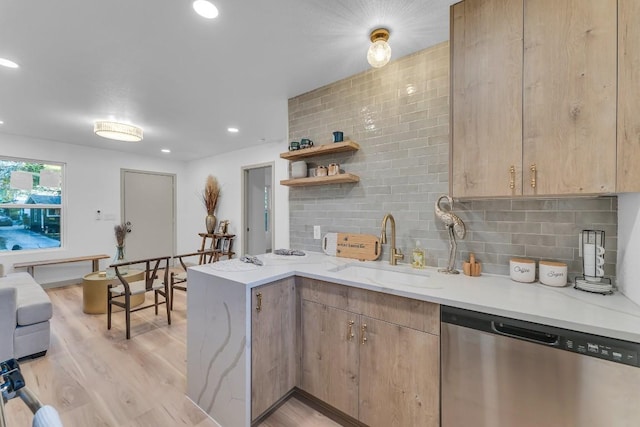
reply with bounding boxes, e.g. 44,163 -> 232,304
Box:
0,155 -> 65,252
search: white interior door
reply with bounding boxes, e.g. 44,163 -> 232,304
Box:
122,170 -> 175,261
243,164 -> 273,256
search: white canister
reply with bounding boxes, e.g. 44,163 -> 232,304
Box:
509,258 -> 536,283
539,261 -> 568,287
291,161 -> 307,179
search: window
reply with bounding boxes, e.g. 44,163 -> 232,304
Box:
0,157 -> 63,252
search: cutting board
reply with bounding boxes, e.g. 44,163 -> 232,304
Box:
322,233 -> 381,261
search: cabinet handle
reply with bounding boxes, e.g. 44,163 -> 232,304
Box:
256,292 -> 262,312
530,164 -> 537,189
509,165 -> 516,190
347,320 -> 355,341
361,323 -> 367,345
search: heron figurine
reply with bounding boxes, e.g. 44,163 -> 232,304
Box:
435,194 -> 466,274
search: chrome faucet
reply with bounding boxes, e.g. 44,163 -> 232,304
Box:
380,213 -> 404,266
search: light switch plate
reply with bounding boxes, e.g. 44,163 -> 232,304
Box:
313,225 -> 321,239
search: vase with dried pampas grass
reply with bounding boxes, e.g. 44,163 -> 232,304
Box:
202,175 -> 220,234
108,223 -> 130,277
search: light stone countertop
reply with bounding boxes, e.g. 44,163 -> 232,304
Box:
190,251 -> 640,343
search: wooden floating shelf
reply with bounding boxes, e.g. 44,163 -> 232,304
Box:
280,140 -> 360,160
280,173 -> 360,187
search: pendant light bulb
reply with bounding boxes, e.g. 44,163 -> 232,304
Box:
193,0 -> 219,19
367,28 -> 391,68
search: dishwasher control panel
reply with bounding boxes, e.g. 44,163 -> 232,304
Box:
442,306 -> 640,369
562,337 -> 638,367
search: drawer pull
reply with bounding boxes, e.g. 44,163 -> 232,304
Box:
530,164 -> 537,189
256,292 -> 262,312
347,320 -> 355,341
509,165 -> 515,190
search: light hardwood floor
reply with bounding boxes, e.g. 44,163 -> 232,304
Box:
3,282 -> 340,427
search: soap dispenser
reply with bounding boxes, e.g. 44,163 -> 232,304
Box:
412,240 -> 426,269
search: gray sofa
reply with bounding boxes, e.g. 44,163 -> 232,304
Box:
0,272 -> 52,361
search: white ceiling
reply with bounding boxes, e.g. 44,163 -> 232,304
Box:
0,0 -> 454,161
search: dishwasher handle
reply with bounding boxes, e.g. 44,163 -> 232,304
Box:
491,321 -> 560,346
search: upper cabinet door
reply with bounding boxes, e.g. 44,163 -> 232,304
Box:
451,0 -> 524,198
618,0 -> 640,193
523,0 -> 617,196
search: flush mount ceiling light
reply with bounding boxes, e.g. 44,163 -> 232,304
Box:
193,0 -> 219,19
0,58 -> 19,69
94,121 -> 143,142
367,28 -> 392,68
227,127 -> 239,133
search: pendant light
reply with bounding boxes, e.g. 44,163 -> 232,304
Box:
367,28 -> 392,68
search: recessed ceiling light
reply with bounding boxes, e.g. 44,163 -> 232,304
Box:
161,149 -> 171,153
193,0 -> 219,19
228,127 -> 239,133
0,58 -> 19,69
0,121 -> 4,125
94,121 -> 143,142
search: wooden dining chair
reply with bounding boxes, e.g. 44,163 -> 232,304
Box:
107,255 -> 171,339
170,249 -> 218,310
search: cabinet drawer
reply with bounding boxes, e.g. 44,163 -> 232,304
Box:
348,287 -> 440,335
298,277 -> 439,335
297,277 -> 350,311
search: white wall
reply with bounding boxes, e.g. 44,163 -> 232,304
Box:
180,142 -> 289,256
617,193 -> 640,305
0,134 -> 186,284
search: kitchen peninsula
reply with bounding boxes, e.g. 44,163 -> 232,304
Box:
186,252 -> 640,427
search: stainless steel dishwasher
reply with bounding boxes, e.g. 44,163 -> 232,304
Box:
441,306 -> 640,427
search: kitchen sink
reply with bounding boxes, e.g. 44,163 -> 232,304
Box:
328,264 -> 441,289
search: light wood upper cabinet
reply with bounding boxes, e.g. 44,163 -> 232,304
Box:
451,0 -> 618,197
618,0 -> 640,192
450,0 -> 524,198
523,0 -> 617,196
251,278 -> 297,420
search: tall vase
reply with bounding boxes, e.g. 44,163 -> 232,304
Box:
111,245 -> 129,275
205,214 -> 217,234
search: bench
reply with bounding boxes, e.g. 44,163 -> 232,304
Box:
14,254 -> 110,277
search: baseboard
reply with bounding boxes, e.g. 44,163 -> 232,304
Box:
250,387 -> 366,426
251,388 -> 296,426
293,388 -> 365,427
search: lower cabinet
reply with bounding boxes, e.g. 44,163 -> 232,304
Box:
251,278 -> 297,421
359,316 -> 440,427
299,278 -> 440,427
300,300 -> 359,418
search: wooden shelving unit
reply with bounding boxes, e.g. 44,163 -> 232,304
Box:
280,140 -> 360,160
280,140 -> 360,187
280,173 -> 360,187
